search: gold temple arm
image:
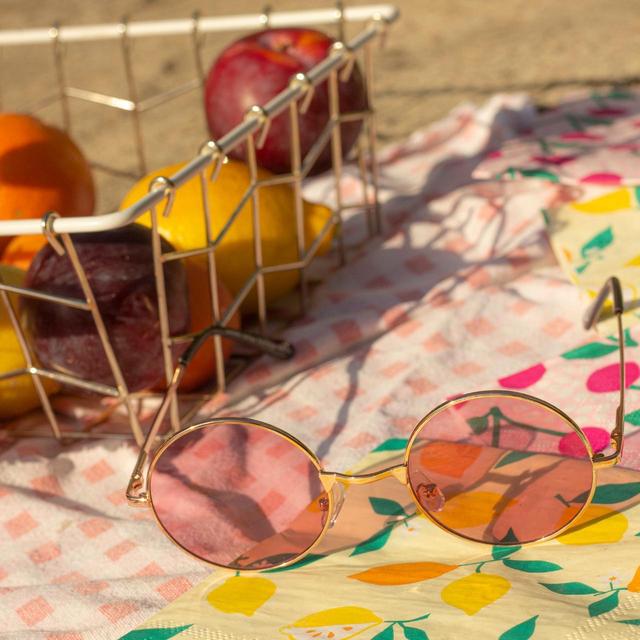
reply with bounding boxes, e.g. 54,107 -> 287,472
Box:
126,324 -> 294,505
585,277 -> 625,467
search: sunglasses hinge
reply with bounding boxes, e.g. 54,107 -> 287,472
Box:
126,490 -> 150,506
126,472 -> 150,506
592,451 -> 621,469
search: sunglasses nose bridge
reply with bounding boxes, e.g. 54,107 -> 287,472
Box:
320,464 -> 408,488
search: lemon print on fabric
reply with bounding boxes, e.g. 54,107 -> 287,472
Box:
121,160 -> 334,312
279,606 -> 382,640
556,505 -> 628,545
441,573 -> 511,615
569,188 -> 632,214
206,575 -> 276,616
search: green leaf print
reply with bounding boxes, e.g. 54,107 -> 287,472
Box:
467,415 -> 489,434
499,615 -> 539,640
602,88 -> 633,100
264,553 -> 325,573
625,410 -> 640,426
120,626 -> 192,640
573,482 -> 640,505
403,625 -> 429,640
580,226 -> 613,260
561,342 -> 619,359
373,438 -> 408,452
624,328 -> 639,347
495,451 -> 534,469
566,113 -> 614,130
506,167 -> 560,182
497,528 -> 520,544
372,624 -> 395,640
540,582 -> 599,595
492,545 -> 522,560
502,559 -> 562,573
369,497 -> 408,517
588,591 -> 620,617
350,526 -> 394,556
619,619 -> 640,625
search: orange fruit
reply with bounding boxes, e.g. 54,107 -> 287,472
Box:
157,257 -> 240,392
1,234 -> 48,270
0,113 -> 95,253
120,160 -> 333,312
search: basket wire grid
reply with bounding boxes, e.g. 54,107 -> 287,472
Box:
0,3 -> 398,446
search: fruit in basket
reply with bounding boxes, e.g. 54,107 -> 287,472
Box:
21,224 -> 189,393
204,28 -> 368,175
1,235 -> 48,270
0,113 -> 95,253
163,258 -> 241,392
0,265 -> 59,419
120,159 -> 334,313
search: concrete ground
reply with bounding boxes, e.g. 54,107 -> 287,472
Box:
1,0 -> 639,210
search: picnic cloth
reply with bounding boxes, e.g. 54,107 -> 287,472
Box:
1,92 -> 640,639
472,88 -> 640,187
473,89 -> 640,334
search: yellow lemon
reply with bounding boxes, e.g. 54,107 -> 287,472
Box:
279,606 -> 382,640
441,573 -> 511,615
0,265 -> 59,419
206,575 -> 276,616
120,160 -> 334,312
557,505 -> 628,545
570,188 -> 632,214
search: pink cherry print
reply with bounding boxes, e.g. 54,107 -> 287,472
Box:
531,154 -> 577,166
610,142 -> 639,151
559,427 -> 610,458
588,107 -> 627,117
499,363 -> 546,389
586,362 -> 640,392
580,173 -> 623,185
559,131 -> 605,141
447,394 -> 469,411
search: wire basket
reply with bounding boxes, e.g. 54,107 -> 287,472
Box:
0,3 -> 398,445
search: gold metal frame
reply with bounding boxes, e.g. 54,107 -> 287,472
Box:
127,276 -> 627,570
147,418 -> 334,571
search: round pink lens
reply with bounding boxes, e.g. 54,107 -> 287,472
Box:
407,395 -> 595,544
149,421 -> 329,569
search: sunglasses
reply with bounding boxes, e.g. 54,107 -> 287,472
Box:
127,277 -> 627,571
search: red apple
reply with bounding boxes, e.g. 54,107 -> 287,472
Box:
204,27 -> 368,175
